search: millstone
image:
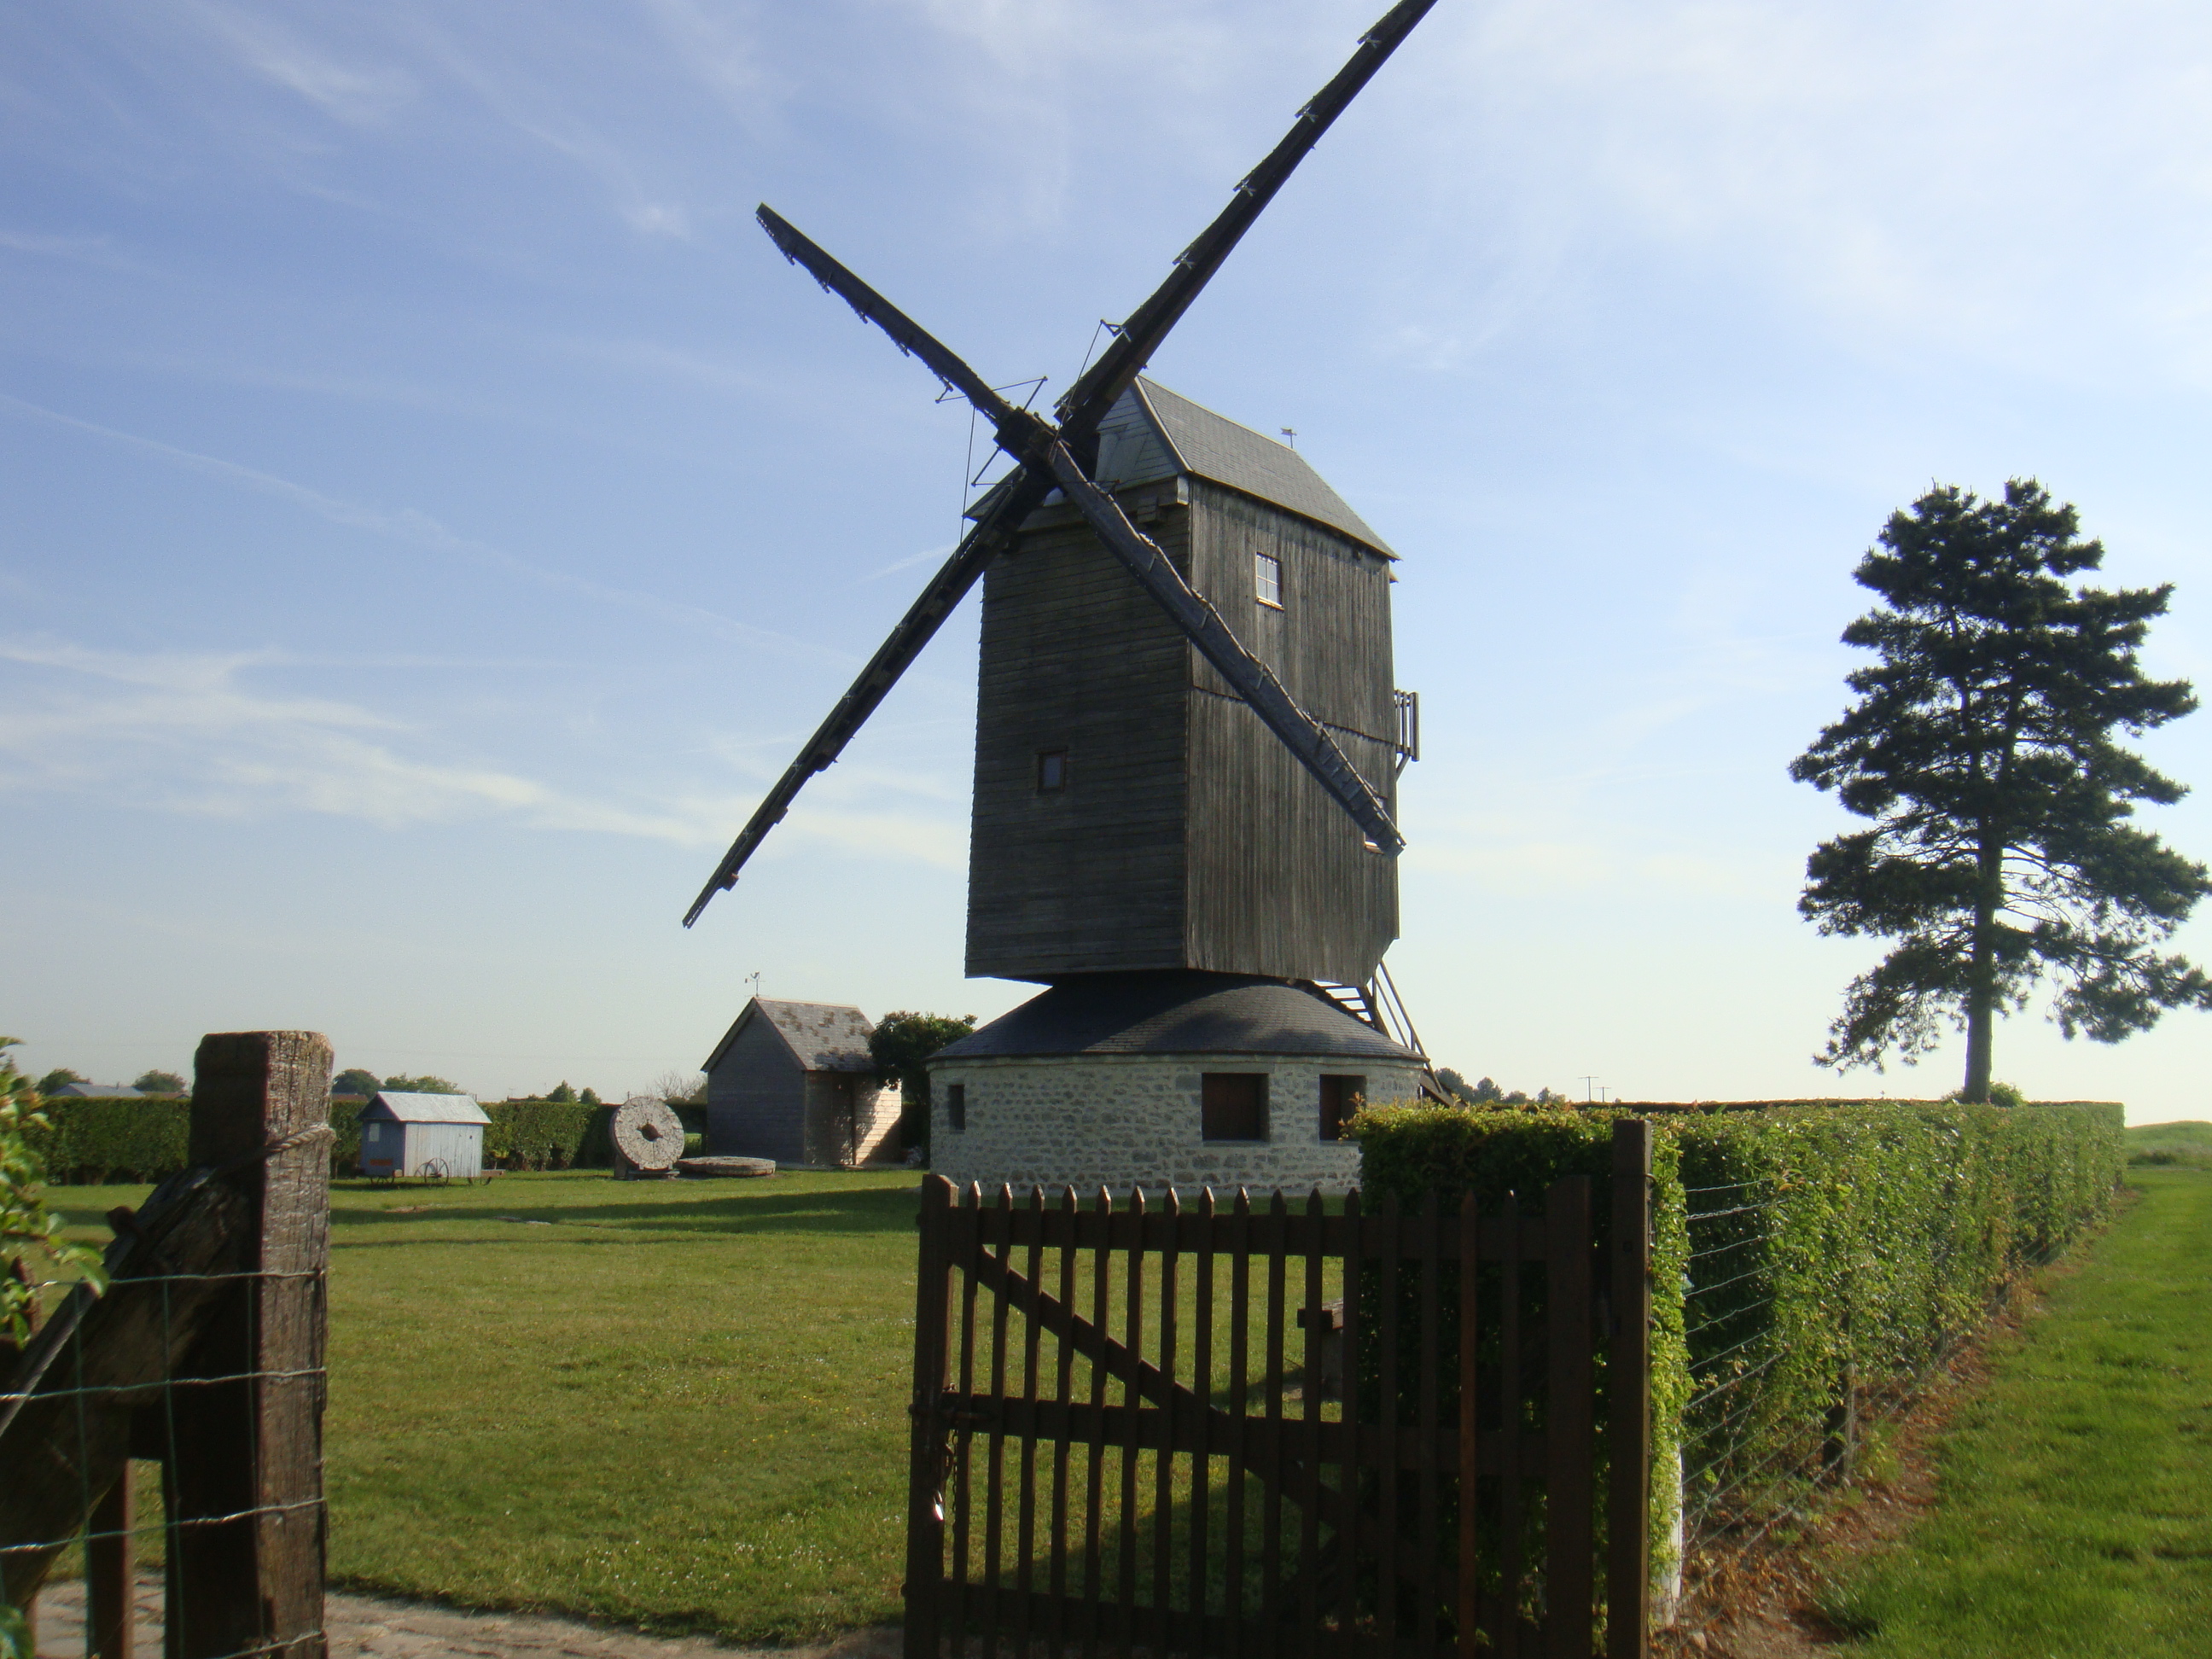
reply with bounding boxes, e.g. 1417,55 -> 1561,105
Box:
611,1097 -> 686,1172
674,1155 -> 776,1179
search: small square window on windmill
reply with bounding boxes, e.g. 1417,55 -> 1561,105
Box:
1254,553 -> 1284,608
682,0 -> 1435,932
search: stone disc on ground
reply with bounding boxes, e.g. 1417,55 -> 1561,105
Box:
673,1155 -> 775,1178
611,1097 -> 685,1171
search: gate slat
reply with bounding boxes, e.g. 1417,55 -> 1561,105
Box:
1260,1193 -> 1287,1650
1499,1196 -> 1522,1659
949,1185 -> 984,1658
1118,1189 -> 1146,1656
1545,1178 -> 1595,1659
985,1186 -> 1015,1659
1155,1189 -> 1181,1657
1083,1188 -> 1112,1659
1016,1186 -> 1046,1659
1051,1187 -> 1080,1659
1377,1190 -> 1401,1655
1454,1193 -> 1479,1658
1336,1191 -> 1361,1655
1297,1190 -> 1324,1659
1416,1191 -> 1440,1659
1190,1190 -> 1216,1656
1225,1190 -> 1251,1659
905,1177 -> 953,1659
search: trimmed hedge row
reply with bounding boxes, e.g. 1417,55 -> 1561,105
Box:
1352,1097 -> 2123,1605
26,1096 -> 624,1182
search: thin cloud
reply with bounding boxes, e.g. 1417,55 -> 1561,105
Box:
0,391 -> 842,666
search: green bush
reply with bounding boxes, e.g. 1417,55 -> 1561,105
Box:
1351,1097 -> 2122,1619
483,1101 -> 614,1171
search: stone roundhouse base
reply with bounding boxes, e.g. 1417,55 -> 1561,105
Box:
926,1052 -> 1426,1197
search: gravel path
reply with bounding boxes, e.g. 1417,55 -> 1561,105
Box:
32,1579 -> 900,1659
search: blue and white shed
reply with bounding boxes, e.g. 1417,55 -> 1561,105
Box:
358,1091 -> 490,1179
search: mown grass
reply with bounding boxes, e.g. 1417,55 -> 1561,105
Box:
1821,1167 -> 2212,1656
55,1171 -> 928,1644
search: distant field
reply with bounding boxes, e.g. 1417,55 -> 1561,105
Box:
57,1170 -> 924,1644
2125,1120 -> 2212,1165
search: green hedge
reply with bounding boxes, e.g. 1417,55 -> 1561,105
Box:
27,1096 -> 623,1180
1352,1097 -> 2122,1618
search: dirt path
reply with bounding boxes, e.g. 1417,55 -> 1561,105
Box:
32,1579 -> 901,1659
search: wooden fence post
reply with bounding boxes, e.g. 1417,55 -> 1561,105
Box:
905,1175 -> 954,1659
1607,1119 -> 1653,1659
88,1474 -> 135,1659
166,1031 -> 331,1659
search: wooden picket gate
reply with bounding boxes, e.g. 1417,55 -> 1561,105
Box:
905,1121 -> 1653,1659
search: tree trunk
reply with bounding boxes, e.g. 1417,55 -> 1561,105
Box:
1963,835 -> 2001,1102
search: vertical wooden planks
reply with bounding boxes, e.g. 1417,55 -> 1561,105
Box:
1545,1178 -> 1595,1658
1190,1190 -> 1216,1654
1416,1192 -> 1440,1659
1154,1190 -> 1180,1654
905,1177 -> 956,1659
1260,1193 -> 1288,1648
87,1470 -> 134,1659
1499,1196 -> 1522,1659
983,1187 -> 1015,1659
1607,1123 -> 1653,1659
949,1183 -> 984,1659
1455,1194 -> 1481,1656
1050,1187 -> 1080,1659
1082,1189 -> 1114,1659
1016,1186 -> 1047,1659
1117,1190 -> 1146,1652
1297,1191 -> 1324,1659
1336,1191 -> 1362,1653
1376,1192 -> 1402,1654
1225,1190 -> 1252,1658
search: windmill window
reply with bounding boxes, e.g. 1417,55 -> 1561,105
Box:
1202,1074 -> 1269,1142
1037,749 -> 1069,793
1254,553 -> 1284,609
1318,1075 -> 1365,1142
946,1084 -> 967,1132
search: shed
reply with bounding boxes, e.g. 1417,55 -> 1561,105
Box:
701,998 -> 902,1167
358,1091 -> 490,1179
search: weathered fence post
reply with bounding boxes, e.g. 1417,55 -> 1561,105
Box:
1608,1118 -> 1653,1659
166,1031 -> 331,1659
88,1475 -> 135,1659
905,1175 -> 953,1659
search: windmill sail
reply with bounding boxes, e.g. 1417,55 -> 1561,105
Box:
686,0 -> 1438,925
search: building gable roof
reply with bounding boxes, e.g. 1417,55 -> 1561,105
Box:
360,1091 -> 490,1125
51,1083 -> 143,1098
703,998 -> 877,1075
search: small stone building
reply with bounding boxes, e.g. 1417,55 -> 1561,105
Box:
702,998 -> 903,1167
926,973 -> 1425,1196
358,1091 -> 489,1179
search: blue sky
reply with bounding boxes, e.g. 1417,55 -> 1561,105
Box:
5,0 -> 2209,1117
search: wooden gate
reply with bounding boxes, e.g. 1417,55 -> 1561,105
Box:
905,1121 -> 1653,1659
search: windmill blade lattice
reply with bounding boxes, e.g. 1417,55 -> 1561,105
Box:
686,0 -> 1438,926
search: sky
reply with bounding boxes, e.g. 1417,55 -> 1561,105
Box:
4,0 -> 2210,1120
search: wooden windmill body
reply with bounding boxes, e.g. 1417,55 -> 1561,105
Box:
687,2 -> 1442,1189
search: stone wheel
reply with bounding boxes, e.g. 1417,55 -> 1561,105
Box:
613,1096 -> 686,1172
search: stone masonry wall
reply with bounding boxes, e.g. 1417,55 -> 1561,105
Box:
926,1053 -> 1426,1196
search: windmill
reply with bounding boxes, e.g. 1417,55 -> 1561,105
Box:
688,1 -> 1444,1188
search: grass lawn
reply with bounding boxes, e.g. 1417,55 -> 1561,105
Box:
2127,1119 -> 2212,1167
1823,1167 -> 2212,1656
56,1170 -> 927,1644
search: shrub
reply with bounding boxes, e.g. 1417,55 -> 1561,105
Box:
3,1039 -> 105,1345
483,1100 -> 614,1171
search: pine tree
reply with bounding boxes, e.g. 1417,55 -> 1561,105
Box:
1791,479 -> 2212,1100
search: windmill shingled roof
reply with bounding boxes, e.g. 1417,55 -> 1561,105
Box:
1091,380 -> 1394,556
934,973 -> 1420,1063
979,379 -> 1395,556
